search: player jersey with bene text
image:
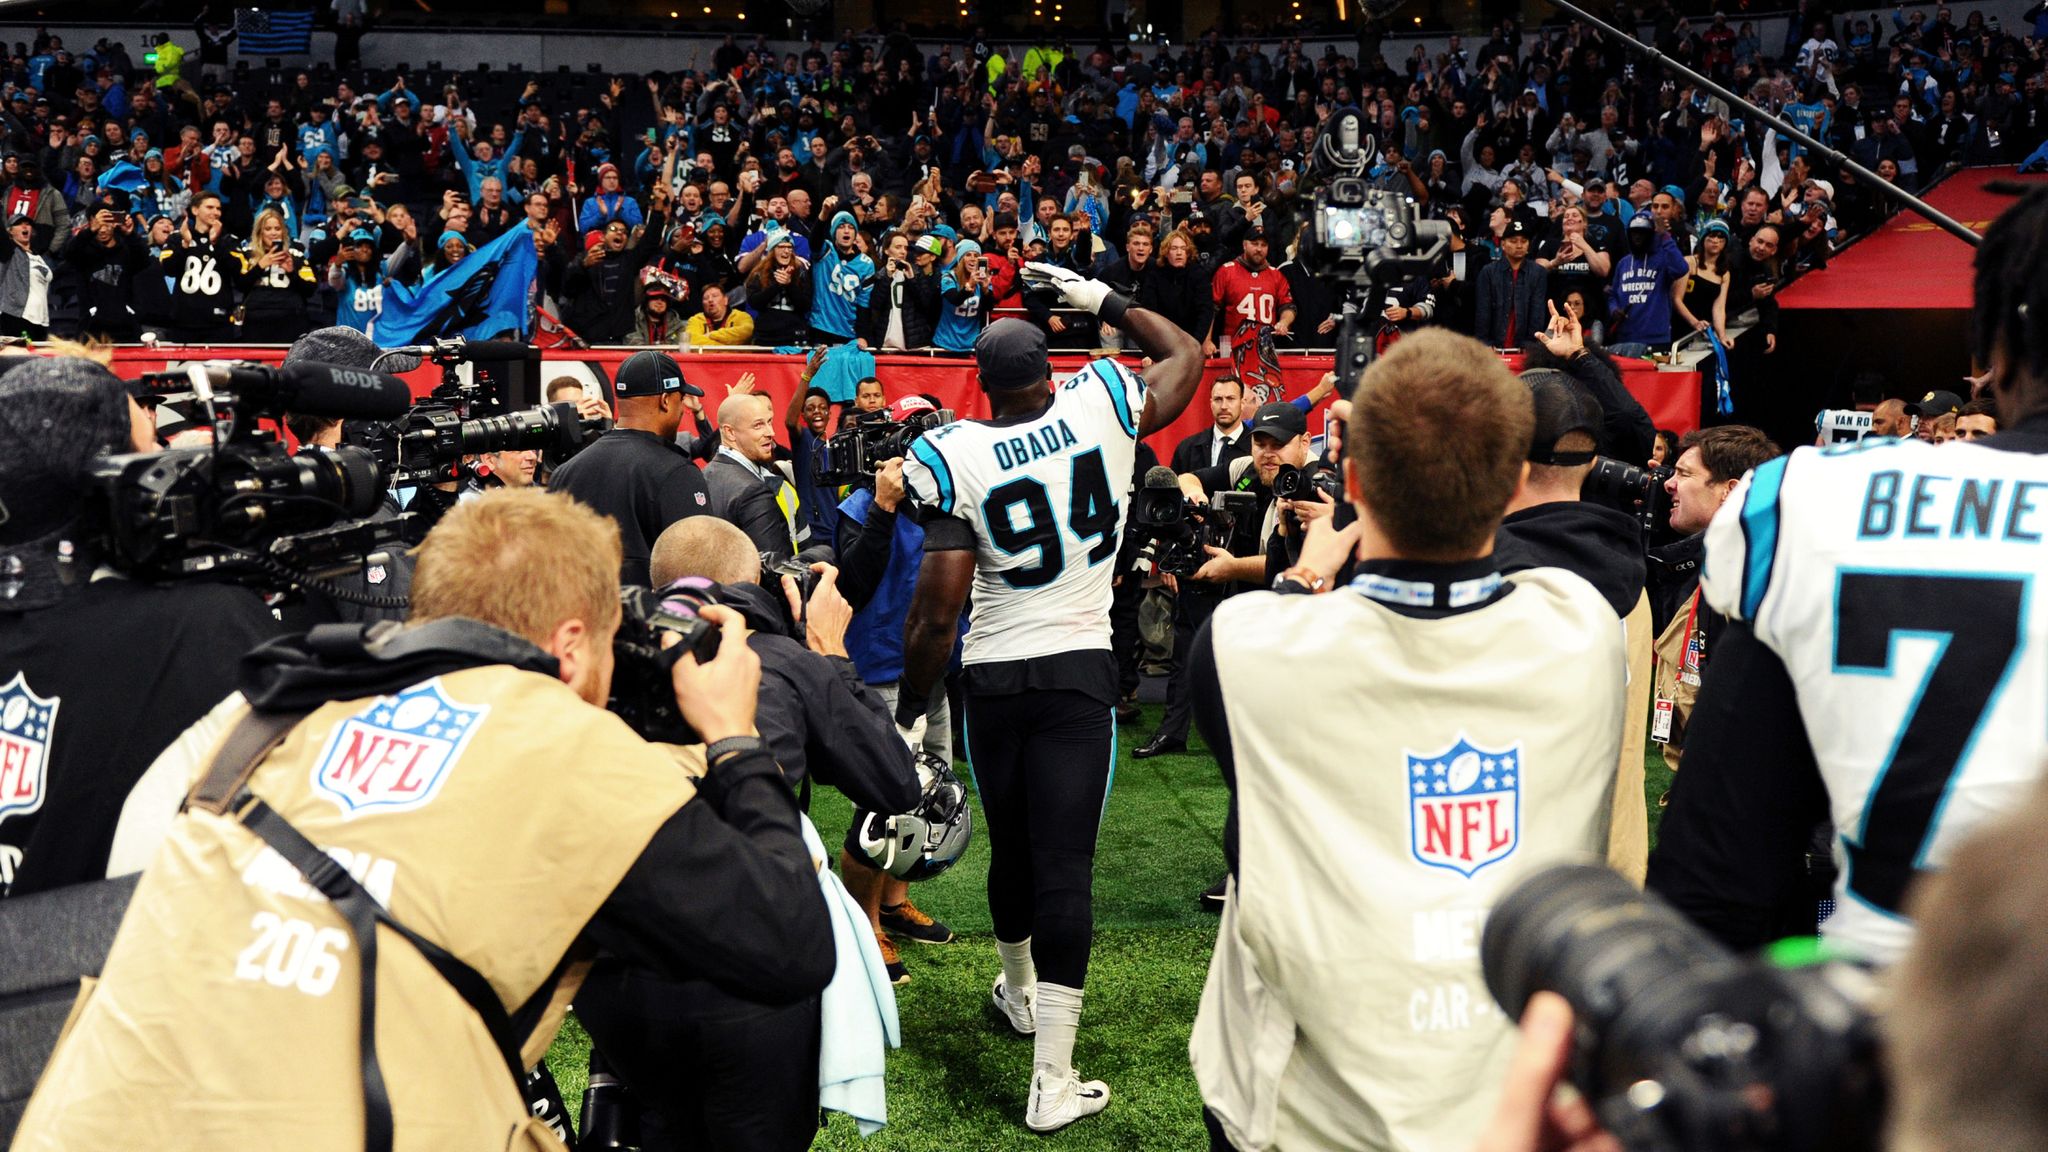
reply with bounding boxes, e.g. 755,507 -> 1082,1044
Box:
1701,436 -> 2048,963
902,357 -> 1142,665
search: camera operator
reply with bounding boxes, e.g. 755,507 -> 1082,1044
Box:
1643,425 -> 1780,776
1134,402 -> 1313,764
831,400 -> 967,979
13,488 -> 834,1150
570,515 -> 914,1148
548,349 -> 712,587
0,354 -> 280,896
1188,330 -> 1627,1152
1493,310 -> 1658,882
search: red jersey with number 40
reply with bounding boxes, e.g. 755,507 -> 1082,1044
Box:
1211,259 -> 1293,335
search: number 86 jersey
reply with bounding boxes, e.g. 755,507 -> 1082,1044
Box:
902,358 -> 1143,666
1701,436 -> 2048,962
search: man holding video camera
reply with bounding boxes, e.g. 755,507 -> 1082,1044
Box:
1134,401 -> 1315,764
1188,330 -> 1626,1152
0,355 -> 280,896
13,487 -> 833,1151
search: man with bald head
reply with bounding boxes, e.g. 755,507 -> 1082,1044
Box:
1869,397 -> 1913,439
701,376 -> 804,564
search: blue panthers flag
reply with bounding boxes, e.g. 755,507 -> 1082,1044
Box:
236,8 -> 315,54
375,225 -> 537,348
97,159 -> 149,195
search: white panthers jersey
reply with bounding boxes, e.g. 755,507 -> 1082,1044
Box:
1702,437 -> 2048,963
902,358 -> 1143,665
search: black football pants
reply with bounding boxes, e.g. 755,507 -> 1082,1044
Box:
963,687 -> 1115,989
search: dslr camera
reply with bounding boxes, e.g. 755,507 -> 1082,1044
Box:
816,406 -> 954,488
606,580 -> 724,744
1483,865 -> 1885,1152
1582,457 -> 1672,538
1271,460 -> 1340,502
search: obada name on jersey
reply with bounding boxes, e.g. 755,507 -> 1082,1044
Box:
1856,467 -> 2048,543
992,420 -> 1080,472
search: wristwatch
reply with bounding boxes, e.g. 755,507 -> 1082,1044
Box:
1274,566 -> 1328,593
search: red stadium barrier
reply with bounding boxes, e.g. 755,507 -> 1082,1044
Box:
107,345 -> 1702,459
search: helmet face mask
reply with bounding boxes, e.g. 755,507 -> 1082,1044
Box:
856,752 -> 973,881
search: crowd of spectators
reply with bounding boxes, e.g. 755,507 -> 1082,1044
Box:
0,6 -> 2038,403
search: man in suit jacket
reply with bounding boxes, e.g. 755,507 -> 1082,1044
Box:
701,384 -> 802,565
1171,377 -> 1253,475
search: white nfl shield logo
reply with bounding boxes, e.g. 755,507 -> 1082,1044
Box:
309,679 -> 489,819
366,563 -> 387,586
0,673 -> 59,822
1407,734 -> 1521,879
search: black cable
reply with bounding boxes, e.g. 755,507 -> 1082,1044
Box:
220,544 -> 412,610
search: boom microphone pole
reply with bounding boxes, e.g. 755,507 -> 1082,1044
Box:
1358,0 -> 1983,247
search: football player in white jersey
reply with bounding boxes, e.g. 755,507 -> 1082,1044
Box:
897,267 -> 1203,1132
1649,186 -> 2048,965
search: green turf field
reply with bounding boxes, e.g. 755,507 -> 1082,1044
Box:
544,707 -> 1677,1150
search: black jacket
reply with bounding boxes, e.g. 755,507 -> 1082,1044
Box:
1170,423 -> 1251,475
1494,500 -> 1647,618
547,428 -> 710,587
701,453 -> 796,563
1,578 -> 280,896
860,267 -> 939,349
1136,257 -> 1214,342
716,581 -> 919,813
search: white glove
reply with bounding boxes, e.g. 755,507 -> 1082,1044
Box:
895,714 -> 927,753
1020,261 -> 1112,315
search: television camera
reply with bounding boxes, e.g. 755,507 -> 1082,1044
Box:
815,406 -> 956,488
1128,465 -> 1257,578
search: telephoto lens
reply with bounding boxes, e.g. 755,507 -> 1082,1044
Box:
1480,864 -> 1886,1152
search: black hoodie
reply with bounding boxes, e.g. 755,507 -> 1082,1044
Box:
1494,499 -> 1647,618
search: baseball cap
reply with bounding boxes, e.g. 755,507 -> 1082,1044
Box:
1521,370 -> 1604,465
1247,401 -> 1308,444
344,226 -> 376,243
1626,212 -> 1653,232
1913,389 -> 1964,419
974,318 -> 1049,392
1504,217 -> 1532,239
614,349 -> 703,398
886,395 -> 936,420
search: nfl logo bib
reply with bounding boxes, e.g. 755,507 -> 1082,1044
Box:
0,673 -> 59,822
1407,734 -> 1522,878
310,680 -> 489,819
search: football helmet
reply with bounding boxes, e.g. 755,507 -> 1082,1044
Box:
855,751 -> 973,881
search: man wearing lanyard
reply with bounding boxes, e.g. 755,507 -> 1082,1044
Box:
1649,425 -> 1781,774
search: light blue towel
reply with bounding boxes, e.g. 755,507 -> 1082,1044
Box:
811,342 -> 879,406
804,814 -> 901,1136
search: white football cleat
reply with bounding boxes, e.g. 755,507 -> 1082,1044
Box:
992,976 -> 1036,1036
1025,1070 -> 1110,1133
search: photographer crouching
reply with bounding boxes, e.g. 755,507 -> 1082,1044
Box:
0,354 -> 281,896
565,515 -> 928,1150
12,488 -> 834,1151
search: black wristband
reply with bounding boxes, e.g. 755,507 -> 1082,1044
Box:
704,735 -> 768,767
1098,291 -> 1132,328
893,689 -> 926,728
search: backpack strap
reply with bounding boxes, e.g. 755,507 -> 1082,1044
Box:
190,708 -> 527,1152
